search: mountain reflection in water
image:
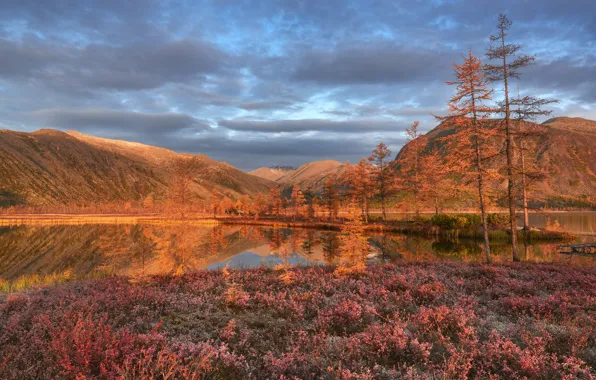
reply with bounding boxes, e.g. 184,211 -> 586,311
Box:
0,223 -> 594,281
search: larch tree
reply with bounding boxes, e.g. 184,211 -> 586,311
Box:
368,142 -> 394,221
343,158 -> 373,223
240,194 -> 250,216
290,185 -> 305,220
418,147 -> 451,215
170,156 -> 200,218
485,13 -> 535,261
268,186 -> 282,217
252,192 -> 266,220
210,188 -> 221,218
439,50 -> 495,264
397,121 -> 424,216
510,93 -> 557,230
322,175 -> 340,220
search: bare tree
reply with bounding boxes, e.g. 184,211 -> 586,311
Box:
485,13 -> 535,261
510,93 -> 558,229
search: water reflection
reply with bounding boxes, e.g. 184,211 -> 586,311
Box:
0,223 -> 594,281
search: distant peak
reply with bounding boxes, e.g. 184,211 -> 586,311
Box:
32,128 -> 68,137
543,116 -> 595,125
270,165 -> 295,171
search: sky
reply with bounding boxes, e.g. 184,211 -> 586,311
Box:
1,0 -> 595,170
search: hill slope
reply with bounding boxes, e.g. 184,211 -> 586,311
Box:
276,160 -> 346,193
393,116 -> 596,207
0,129 -> 272,207
249,166 -> 294,182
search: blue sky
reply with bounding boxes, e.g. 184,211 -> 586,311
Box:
1,0 -> 595,170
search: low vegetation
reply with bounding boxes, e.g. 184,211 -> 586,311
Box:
1,263 -> 594,379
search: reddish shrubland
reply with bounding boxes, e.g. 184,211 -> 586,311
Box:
1,262 -> 595,379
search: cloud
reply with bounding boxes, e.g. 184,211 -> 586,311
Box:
0,38 -> 229,91
218,119 -> 403,133
30,108 -> 210,134
290,43 -> 455,85
523,56 -> 596,103
0,0 -> 594,170
238,100 -> 295,111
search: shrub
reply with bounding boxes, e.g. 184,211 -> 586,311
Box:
487,213 -> 508,227
1,263 -> 594,378
431,214 -> 469,229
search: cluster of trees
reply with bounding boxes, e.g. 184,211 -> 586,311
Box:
436,14 -> 556,262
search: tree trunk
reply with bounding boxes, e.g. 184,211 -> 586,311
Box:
501,35 -> 520,261
520,139 -> 530,230
475,137 -> 492,264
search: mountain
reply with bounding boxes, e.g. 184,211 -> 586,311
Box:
249,166 -> 294,182
276,160 -> 346,193
394,116 -> 596,208
0,129 -> 272,207
250,160 -> 346,193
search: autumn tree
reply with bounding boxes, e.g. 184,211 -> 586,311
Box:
322,175 -> 340,220
396,122 -> 425,215
268,186 -> 282,217
143,194 -> 154,210
510,93 -> 557,229
334,199 -> 369,276
343,158 -> 373,223
209,188 -> 221,218
368,142 -> 394,221
170,156 -> 200,218
439,50 -> 495,263
252,192 -> 266,220
485,13 -> 535,260
220,197 -> 234,215
418,147 -> 451,215
290,185 -> 306,220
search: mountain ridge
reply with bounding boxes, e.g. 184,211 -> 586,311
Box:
0,128 -> 273,207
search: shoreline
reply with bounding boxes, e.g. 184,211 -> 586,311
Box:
0,213 -> 584,239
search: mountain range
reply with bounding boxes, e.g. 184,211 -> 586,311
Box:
0,129 -> 271,207
393,116 -> 596,207
250,160 -> 347,193
1,116 -> 594,208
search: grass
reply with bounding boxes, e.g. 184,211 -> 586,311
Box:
1,262 -> 595,378
0,268 -> 117,293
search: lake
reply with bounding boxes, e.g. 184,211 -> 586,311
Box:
1,220 -> 594,282
372,211 -> 596,235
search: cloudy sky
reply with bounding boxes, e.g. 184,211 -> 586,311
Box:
1,0 -> 594,170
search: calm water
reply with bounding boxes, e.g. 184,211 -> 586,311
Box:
374,211 -> 596,235
0,222 -> 594,281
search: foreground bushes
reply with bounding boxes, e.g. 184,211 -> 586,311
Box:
431,213 -> 508,230
1,263 -> 595,379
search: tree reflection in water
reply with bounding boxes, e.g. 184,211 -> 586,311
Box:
0,223 -> 593,283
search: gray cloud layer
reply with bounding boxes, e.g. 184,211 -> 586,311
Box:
0,0 -> 594,170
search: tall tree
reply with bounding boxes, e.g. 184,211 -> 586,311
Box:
252,192 -> 266,220
440,50 -> 495,263
510,93 -> 557,229
209,188 -> 221,218
268,186 -> 282,217
418,147 -> 451,215
170,156 -> 200,218
397,122 -> 424,216
290,185 -> 305,220
368,142 -> 394,221
322,175 -> 340,220
485,13 -> 535,260
343,158 -> 374,223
